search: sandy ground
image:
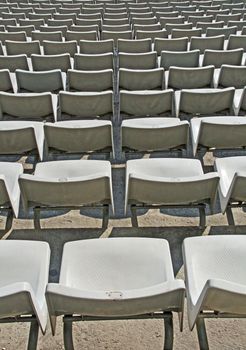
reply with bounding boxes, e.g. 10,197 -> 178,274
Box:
1,150 -> 246,350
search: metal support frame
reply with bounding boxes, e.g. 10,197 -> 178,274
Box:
122,147 -> 186,160
0,315 -> 39,350
0,207 -> 14,234
225,202 -> 246,226
33,204 -> 110,230
63,311 -> 174,350
130,203 -> 206,228
196,312 -> 246,350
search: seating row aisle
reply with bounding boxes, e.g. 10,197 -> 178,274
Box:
0,235 -> 246,349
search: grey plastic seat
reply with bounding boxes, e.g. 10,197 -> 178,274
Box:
0,240 -> 50,349
119,68 -> 165,90
159,16 -> 185,28
217,65 -> 246,88
0,162 -> 23,230
31,31 -> 63,44
190,35 -> 224,54
183,235 -> 246,349
119,52 -> 157,69
172,28 -> 202,40
189,15 -> 213,27
177,88 -> 235,118
117,38 -> 152,53
0,69 -> 14,92
79,39 -> 114,54
191,116 -> 246,158
154,37 -> 188,55
215,156 -> 246,223
47,18 -> 73,28
0,54 -> 29,72
46,237 -> 185,350
5,40 -> 41,57
67,69 -> 113,91
216,13 -> 241,24
59,91 -> 113,121
0,92 -> 55,122
74,53 -> 113,70
196,20 -> 224,34
6,25 -> 35,37
101,30 -> 132,43
237,87 -> 246,115
228,20 -> 246,31
160,50 -> 200,70
125,158 -> 219,227
31,54 -> 71,72
206,26 -> 237,39
39,25 -> 68,38
43,40 -> 77,57
227,34 -> 246,52
19,18 -> 45,30
135,29 -> 168,41
0,31 -> 27,43
66,30 -> 98,42
166,22 -> 192,35
44,120 -> 114,158
168,66 -> 214,90
16,69 -> 64,93
202,49 -> 243,68
19,159 -> 114,229
103,24 -> 131,32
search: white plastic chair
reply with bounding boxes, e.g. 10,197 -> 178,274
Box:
46,237 -> 185,350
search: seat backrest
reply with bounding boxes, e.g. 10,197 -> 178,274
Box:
166,22 -> 192,35
0,69 -> 14,92
190,35 -> 224,54
206,26 -> 237,39
43,40 -> 78,57
16,69 -> 64,93
0,92 -> 55,121
66,30 -> 98,42
59,91 -> 113,119
196,20 -> 224,34
119,68 -> 165,90
119,51 -> 157,69
0,31 -> 27,43
5,40 -> 41,57
120,90 -> 173,116
159,16 -> 185,28
31,31 -> 63,43
227,34 -> 246,52
67,69 -> 113,91
118,38 -> 152,53
79,39 -> 114,54
31,53 -> 71,72
135,29 -> 168,41
160,49 -> 200,69
74,53 -> 114,70
172,28 -> 202,40
203,48 -> 243,68
218,65 -> 246,89
0,54 -> 29,72
154,37 -> 188,55
101,30 -> 132,43
168,66 -> 214,89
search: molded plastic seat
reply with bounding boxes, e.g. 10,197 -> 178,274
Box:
183,235 -> 246,348
177,88 -> 235,118
31,54 -> 71,72
31,31 -> 63,44
74,53 -> 114,70
59,91 -> 113,121
5,40 -> 41,57
0,162 -> 23,221
117,38 -> 152,53
0,240 -> 50,346
125,158 -> 219,226
215,156 -> 246,218
190,35 -> 224,54
67,69 -> 113,91
119,68 -> 165,90
0,54 -> 29,72
191,116 -> 246,157
0,31 -> 27,43
217,65 -> 246,88
119,52 -> 157,69
44,120 -> 114,158
43,40 -> 77,57
160,50 -> 200,70
46,237 -> 185,348
0,69 -> 14,92
171,28 -> 202,40
0,92 -> 56,122
79,39 -> 114,54
206,26 -> 237,39
202,49 -> 243,68
16,69 -> 64,93
19,159 -> 114,228
154,37 -> 188,55
227,34 -> 246,52
168,66 -> 214,90
66,30 -> 98,42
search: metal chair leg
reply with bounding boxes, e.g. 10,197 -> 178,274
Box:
102,205 -> 109,229
164,312 -> 173,350
196,317 -> 209,350
33,207 -> 41,230
27,319 -> 39,350
130,205 -> 138,227
63,317 -> 75,350
4,209 -> 13,234
199,206 -> 206,228
226,207 -> 235,226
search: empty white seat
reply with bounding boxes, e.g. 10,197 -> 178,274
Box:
46,237 -> 185,349
183,235 -> 246,348
58,91 -> 113,121
0,92 -> 56,122
16,69 -> 64,93
0,240 -> 50,347
0,162 -> 23,231
215,156 -> 246,223
19,159 -> 114,229
44,120 -> 114,158
125,158 -> 219,226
